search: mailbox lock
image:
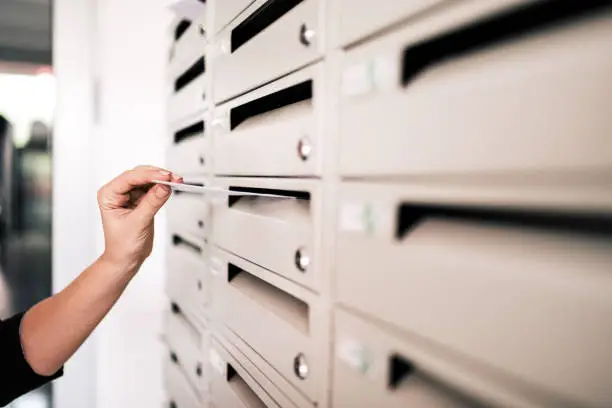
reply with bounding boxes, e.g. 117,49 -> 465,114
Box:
297,137 -> 312,161
299,24 -> 315,47
295,247 -> 310,272
199,156 -> 205,165
294,353 -> 309,380
196,363 -> 203,377
170,351 -> 179,365
169,401 -> 177,408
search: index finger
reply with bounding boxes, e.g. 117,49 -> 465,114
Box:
104,166 -> 173,196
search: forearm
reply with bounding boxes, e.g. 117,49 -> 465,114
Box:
20,255 -> 137,376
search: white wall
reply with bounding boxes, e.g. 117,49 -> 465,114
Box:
93,1 -> 172,407
53,0 -> 97,407
54,0 -> 172,407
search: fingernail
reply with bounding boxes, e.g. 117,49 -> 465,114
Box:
159,170 -> 170,176
156,185 -> 171,197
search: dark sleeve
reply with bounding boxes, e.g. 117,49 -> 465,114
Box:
0,312 -> 63,407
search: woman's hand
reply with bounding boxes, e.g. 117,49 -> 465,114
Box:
97,165 -> 182,274
18,167 -> 183,379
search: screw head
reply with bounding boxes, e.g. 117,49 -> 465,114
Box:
199,25 -> 206,37
196,363 -> 203,377
294,353 -> 309,380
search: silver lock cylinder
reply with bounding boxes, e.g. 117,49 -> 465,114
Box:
294,353 -> 309,380
299,24 -> 315,46
295,247 -> 310,272
297,137 -> 312,161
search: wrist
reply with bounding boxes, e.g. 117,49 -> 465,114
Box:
99,251 -> 141,278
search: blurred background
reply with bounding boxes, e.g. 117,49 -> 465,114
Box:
1,1 -> 54,407
1,0 -> 171,407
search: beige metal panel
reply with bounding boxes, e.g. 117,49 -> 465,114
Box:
209,336 -> 281,408
335,0 -> 538,47
337,0 -> 448,46
167,136 -> 207,176
170,17 -> 207,79
164,357 -> 203,408
210,247 -> 325,403
211,0 -> 255,35
212,63 -> 324,176
169,70 -> 207,125
164,309 -> 206,393
213,0 -> 322,103
332,309 -> 494,408
211,177 -> 321,291
213,329 -> 310,408
167,112 -> 209,175
166,192 -> 209,241
339,8 -> 612,179
335,182 -> 612,408
165,233 -> 210,327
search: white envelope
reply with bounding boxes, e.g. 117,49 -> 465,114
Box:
153,180 -> 297,200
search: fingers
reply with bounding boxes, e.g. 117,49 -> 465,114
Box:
108,166 -> 172,195
134,184 -> 172,220
98,166 -> 175,209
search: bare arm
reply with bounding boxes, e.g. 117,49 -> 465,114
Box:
19,165 -> 181,376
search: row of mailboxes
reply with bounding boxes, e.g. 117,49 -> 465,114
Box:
163,1 -> 612,408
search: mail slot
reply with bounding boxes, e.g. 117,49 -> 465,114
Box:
167,113 -> 208,175
164,354 -> 202,408
211,332 -> 309,408
213,0 -> 322,103
333,309 -> 499,408
169,55 -> 206,124
170,16 -> 207,80
209,336 -> 284,408
210,247 -> 325,403
339,2 -> 612,179
212,62 -> 323,176
336,181 -> 612,408
164,307 -> 205,393
211,177 -> 320,291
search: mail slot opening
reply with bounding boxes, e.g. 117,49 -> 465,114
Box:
231,0 -> 304,53
228,262 -> 309,335
174,120 -> 205,144
174,19 -> 191,41
395,203 -> 612,240
227,186 -> 310,207
401,0 -> 608,86
230,80 -> 312,130
388,354 -> 415,389
226,363 -> 267,406
175,56 -> 205,93
387,353 -> 486,405
172,234 -> 202,254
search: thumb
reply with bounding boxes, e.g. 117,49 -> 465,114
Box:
134,184 -> 171,220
